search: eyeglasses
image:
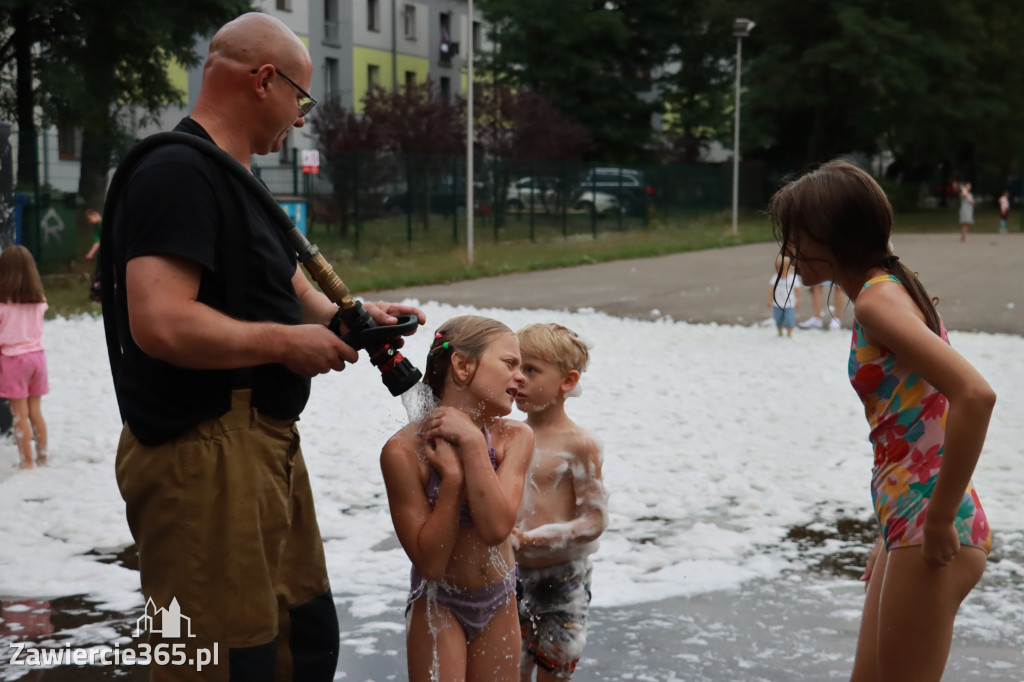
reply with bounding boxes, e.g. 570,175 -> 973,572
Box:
252,67 -> 317,117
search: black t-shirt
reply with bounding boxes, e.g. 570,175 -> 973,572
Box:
111,118 -> 310,445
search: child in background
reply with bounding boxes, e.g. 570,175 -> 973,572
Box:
768,255 -> 802,337
769,160 -> 994,682
0,246 -> 50,469
799,282 -> 846,330
381,315 -> 534,682
959,181 -> 975,242
83,208 -> 103,302
998,190 -> 1010,234
513,323 -> 607,681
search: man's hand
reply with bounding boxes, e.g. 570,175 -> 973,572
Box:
281,324 -> 359,377
363,301 -> 427,330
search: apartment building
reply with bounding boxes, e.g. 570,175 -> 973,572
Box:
316,0 -> 484,111
23,0 -> 485,193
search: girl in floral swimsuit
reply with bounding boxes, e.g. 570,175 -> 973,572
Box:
769,160 -> 996,682
381,315 -> 534,682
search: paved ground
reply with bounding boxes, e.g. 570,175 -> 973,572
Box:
369,232 -> 1024,336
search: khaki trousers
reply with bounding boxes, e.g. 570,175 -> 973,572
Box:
116,390 -> 337,681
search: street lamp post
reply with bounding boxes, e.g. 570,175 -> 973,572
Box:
466,0 -> 475,265
731,17 -> 755,235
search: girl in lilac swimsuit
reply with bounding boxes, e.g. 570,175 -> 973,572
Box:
769,160 -> 996,682
381,315 -> 534,682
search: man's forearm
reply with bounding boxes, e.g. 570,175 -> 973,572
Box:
131,298 -> 295,370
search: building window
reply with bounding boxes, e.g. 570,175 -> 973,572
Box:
472,21 -> 481,51
405,71 -> 416,89
324,0 -> 340,45
403,4 -> 416,40
368,64 -> 380,90
276,0 -> 292,10
367,0 -> 380,32
439,76 -> 451,102
57,125 -> 81,160
439,12 -> 458,65
325,58 -> 340,104
439,12 -> 451,42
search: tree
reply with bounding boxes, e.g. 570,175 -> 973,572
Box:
308,99 -> 382,237
656,1 -> 737,163
478,0 -> 680,162
362,81 -> 464,230
1,0 -> 251,210
0,0 -> 66,187
474,84 -> 591,221
733,0 -> 1024,194
311,82 -> 464,232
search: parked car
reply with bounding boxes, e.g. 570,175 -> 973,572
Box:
573,190 -> 620,216
575,167 -> 654,215
383,179 -> 485,216
507,176 -> 559,212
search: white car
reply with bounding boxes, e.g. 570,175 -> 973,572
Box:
573,190 -> 620,215
507,177 -> 558,212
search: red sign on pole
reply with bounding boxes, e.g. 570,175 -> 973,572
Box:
302,149 -> 320,174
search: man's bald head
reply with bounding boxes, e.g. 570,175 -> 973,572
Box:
192,12 -> 313,164
205,12 -> 309,75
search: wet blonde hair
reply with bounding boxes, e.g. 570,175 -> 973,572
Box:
516,323 -> 589,375
0,245 -> 46,304
423,315 -> 514,401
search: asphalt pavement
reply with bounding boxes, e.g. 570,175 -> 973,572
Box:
368,232 -> 1023,336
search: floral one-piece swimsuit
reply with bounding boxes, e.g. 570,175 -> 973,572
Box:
848,275 -> 992,553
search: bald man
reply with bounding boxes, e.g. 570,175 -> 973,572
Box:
108,13 -> 424,681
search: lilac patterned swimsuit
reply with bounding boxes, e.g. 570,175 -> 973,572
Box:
848,275 -> 992,553
424,427 -> 499,526
410,427 -> 517,642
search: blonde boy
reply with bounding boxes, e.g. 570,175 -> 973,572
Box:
513,323 -> 608,681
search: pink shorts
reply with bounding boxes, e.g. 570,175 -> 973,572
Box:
0,351 -> 49,399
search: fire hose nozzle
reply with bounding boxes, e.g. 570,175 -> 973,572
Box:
328,303 -> 423,396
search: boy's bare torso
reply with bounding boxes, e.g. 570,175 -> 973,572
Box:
516,424 -> 607,569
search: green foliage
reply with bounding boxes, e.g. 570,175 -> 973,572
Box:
735,0 -> 1024,186
1,0 -> 254,206
478,0 -> 678,162
656,1 -> 739,162
876,177 -> 922,213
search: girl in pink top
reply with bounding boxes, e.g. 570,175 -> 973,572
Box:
0,246 -> 49,469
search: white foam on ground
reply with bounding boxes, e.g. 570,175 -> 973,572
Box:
1,305 -> 1021,665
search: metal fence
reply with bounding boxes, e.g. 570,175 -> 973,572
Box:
253,151 -> 775,250
6,127 -> 775,266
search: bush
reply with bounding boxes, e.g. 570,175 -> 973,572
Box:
877,178 -> 923,212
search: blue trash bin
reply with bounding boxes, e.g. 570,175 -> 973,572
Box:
278,198 -> 308,235
13,192 -> 29,245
